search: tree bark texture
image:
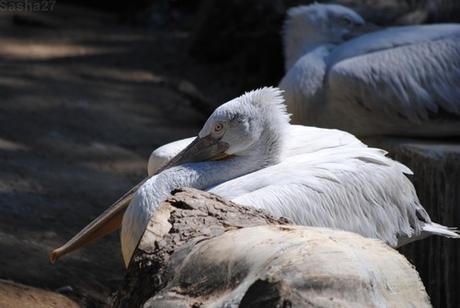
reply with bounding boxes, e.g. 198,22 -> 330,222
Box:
111,188 -> 431,308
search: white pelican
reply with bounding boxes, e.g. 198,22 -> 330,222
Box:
50,87 -> 459,267
280,4 -> 460,137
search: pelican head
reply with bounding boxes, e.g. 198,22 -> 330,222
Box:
147,87 -> 290,174
119,87 -> 290,265
197,87 -> 290,162
50,87 -> 290,266
283,4 -> 376,69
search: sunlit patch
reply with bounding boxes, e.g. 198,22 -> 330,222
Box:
0,40 -> 126,60
0,138 -> 28,151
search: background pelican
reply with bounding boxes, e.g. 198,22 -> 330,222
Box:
280,4 -> 460,137
50,87 -> 459,267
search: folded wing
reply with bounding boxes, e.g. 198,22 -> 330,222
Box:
328,26 -> 460,123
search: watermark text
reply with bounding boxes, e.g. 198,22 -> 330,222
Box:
0,0 -> 56,12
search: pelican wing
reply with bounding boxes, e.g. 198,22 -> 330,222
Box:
209,145 -> 422,247
148,126 -> 366,173
328,26 -> 460,123
283,125 -> 365,156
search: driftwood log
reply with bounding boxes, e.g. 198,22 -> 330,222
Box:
111,188 -> 431,308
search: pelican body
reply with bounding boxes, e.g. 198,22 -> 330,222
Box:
50,87 -> 459,267
280,4 -> 460,137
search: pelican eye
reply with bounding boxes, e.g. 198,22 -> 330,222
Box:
214,122 -> 224,133
339,16 -> 354,26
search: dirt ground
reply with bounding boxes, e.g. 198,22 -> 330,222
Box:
0,279 -> 79,307
0,4 -> 243,306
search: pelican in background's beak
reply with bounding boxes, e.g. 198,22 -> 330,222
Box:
49,134 -> 229,264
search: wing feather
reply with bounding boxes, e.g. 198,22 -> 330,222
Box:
209,145 -> 421,247
328,33 -> 460,123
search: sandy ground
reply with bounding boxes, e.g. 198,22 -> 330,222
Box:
0,4 -> 241,306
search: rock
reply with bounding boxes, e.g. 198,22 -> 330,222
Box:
0,279 -> 79,308
365,137 -> 460,308
111,188 -> 431,307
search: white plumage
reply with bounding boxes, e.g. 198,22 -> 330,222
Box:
280,4 -> 460,137
121,87 -> 458,266
49,87 -> 458,266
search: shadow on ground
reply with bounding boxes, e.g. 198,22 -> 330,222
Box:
0,4 -> 242,306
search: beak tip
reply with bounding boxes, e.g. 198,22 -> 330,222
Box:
49,249 -> 60,264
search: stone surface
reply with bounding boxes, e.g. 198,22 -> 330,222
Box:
365,137 -> 460,308
111,188 -> 431,308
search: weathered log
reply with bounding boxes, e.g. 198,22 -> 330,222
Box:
111,187 -> 431,307
110,188 -> 289,307
365,137 -> 460,308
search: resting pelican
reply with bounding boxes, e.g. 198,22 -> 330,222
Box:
280,4 -> 460,137
50,87 -> 458,267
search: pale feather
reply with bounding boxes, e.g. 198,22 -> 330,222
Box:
148,126 -> 426,248
210,143 -> 422,247
328,27 -> 460,123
